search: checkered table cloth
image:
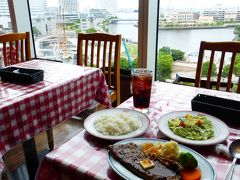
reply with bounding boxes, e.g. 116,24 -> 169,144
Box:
36,81 -> 240,180
0,60 -> 111,176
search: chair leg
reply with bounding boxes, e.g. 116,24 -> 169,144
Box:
2,167 -> 9,180
47,128 -> 54,151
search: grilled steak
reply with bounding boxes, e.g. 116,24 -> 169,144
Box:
108,142 -> 182,180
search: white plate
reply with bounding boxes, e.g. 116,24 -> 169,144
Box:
84,108 -> 150,140
157,111 -> 229,146
107,138 -> 216,180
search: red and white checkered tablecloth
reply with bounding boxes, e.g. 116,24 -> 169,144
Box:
35,81 -> 240,180
0,60 -> 111,176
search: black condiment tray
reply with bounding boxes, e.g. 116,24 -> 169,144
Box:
0,67 -> 44,84
191,94 -> 240,126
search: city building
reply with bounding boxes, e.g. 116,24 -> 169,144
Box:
96,0 -> 117,13
29,0 -> 47,19
58,0 -> 79,14
196,16 -> 214,25
165,11 -> 196,26
88,8 -> 111,19
80,18 -> 90,31
202,9 -> 225,21
0,0 -> 11,31
224,10 -> 238,22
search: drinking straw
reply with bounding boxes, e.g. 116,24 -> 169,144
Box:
122,40 -> 134,74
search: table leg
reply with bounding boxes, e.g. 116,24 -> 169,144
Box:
22,138 -> 39,180
47,128 -> 54,151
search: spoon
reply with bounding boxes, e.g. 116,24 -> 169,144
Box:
223,139 -> 240,180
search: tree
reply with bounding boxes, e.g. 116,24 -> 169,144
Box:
234,26 -> 240,40
235,54 -> 240,64
159,47 -> 184,61
234,63 -> 240,77
201,61 -> 217,77
222,65 -> 230,78
234,54 -> 240,76
76,29 -> 81,34
32,26 -> 41,36
171,49 -> 184,61
156,52 -> 173,81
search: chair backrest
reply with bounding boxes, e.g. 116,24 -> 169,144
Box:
77,32 -> 121,105
0,32 -> 31,66
195,41 -> 240,93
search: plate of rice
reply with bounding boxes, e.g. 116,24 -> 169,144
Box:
84,108 -> 150,140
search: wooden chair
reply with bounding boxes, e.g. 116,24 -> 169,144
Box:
0,32 -> 54,150
77,32 -> 121,106
0,32 -> 31,66
195,41 -> 240,93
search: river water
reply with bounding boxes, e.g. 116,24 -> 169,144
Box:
109,22 -> 235,53
108,12 -> 236,56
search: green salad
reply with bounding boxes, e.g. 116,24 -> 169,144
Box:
168,114 -> 214,140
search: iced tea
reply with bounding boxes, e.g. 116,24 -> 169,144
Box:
132,69 -> 152,109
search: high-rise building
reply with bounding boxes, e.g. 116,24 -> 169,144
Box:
96,0 -> 117,13
29,0 -> 47,19
0,0 -> 12,31
58,0 -> 79,14
0,0 -> 10,17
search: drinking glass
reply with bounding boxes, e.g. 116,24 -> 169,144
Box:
131,68 -> 152,113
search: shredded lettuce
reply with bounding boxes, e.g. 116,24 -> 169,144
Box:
168,114 -> 214,140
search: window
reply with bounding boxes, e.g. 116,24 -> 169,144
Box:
0,0 -> 13,34
157,0 -> 240,82
28,0 -> 139,67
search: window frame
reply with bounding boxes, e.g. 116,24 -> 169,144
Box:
7,0 -> 17,32
9,0 -> 159,79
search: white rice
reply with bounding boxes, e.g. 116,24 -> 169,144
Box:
94,112 -> 141,135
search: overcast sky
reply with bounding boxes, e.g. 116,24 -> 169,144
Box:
47,0 -> 240,10
161,0 -> 240,8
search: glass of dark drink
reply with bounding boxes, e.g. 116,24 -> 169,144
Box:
131,68 -> 152,113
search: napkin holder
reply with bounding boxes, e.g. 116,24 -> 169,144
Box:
191,94 -> 240,125
0,67 -> 44,84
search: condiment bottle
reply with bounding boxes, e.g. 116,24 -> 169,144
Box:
0,52 -> 5,69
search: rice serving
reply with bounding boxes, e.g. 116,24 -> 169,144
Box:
94,112 -> 141,135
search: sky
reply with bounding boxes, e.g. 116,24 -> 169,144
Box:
160,0 -> 240,8
46,0 -> 240,10
47,0 -> 138,10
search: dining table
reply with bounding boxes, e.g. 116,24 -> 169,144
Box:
0,59 -> 111,179
35,81 -> 240,180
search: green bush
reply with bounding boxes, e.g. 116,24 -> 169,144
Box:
132,58 -> 138,68
86,28 -> 97,33
156,52 -> 173,81
118,57 -> 137,70
201,61 -> 217,77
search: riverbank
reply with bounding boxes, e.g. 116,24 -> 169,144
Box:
158,23 -> 240,30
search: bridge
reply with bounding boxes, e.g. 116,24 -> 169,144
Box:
110,19 -> 138,23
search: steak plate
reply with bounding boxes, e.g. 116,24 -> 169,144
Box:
108,142 -> 183,180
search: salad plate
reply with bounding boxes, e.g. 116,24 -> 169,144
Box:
157,111 -> 229,146
107,138 -> 216,180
